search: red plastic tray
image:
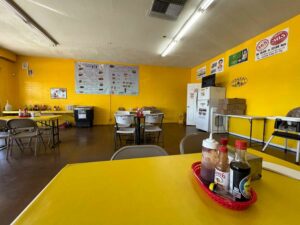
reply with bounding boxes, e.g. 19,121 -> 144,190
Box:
192,161 -> 257,210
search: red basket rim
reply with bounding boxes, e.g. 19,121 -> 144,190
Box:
191,161 -> 257,210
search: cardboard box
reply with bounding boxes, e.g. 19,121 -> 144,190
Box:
218,104 -> 247,111
216,109 -> 246,115
219,98 -> 246,105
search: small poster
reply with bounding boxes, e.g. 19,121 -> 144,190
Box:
50,88 -> 67,99
229,48 -> 248,67
210,58 -> 224,74
196,66 -> 206,80
255,28 -> 289,61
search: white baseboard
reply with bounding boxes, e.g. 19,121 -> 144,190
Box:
228,131 -> 297,153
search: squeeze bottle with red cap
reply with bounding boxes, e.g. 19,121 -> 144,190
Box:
220,137 -> 228,146
200,133 -> 218,185
229,140 -> 251,202
214,145 -> 230,191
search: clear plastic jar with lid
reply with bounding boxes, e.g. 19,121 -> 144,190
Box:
200,133 -> 219,185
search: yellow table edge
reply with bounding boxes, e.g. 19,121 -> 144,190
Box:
0,115 -> 62,121
2,110 -> 73,114
11,149 -> 300,225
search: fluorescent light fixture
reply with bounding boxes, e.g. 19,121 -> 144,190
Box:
200,0 -> 215,11
160,0 -> 216,57
161,41 -> 177,57
0,0 -> 59,46
174,10 -> 203,42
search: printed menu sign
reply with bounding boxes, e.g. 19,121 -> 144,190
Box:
210,58 -> 224,74
196,66 -> 206,80
255,28 -> 289,61
108,65 -> 139,95
75,62 -> 110,94
229,48 -> 248,67
75,62 -> 139,95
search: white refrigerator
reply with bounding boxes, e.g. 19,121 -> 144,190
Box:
186,83 -> 202,125
196,87 -> 226,132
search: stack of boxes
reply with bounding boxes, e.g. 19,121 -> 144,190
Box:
217,98 -> 246,115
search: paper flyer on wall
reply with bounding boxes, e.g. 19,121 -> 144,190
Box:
255,28 -> 289,61
75,62 -> 111,94
196,66 -> 206,80
108,65 -> 139,95
229,48 -> 248,67
210,58 -> 224,74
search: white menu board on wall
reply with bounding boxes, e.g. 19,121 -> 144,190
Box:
75,62 -> 139,95
75,62 -> 110,94
108,65 -> 139,95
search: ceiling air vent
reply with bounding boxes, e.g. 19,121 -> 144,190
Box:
149,0 -> 187,20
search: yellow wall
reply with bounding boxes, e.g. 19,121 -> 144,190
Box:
0,48 -> 18,111
0,48 -> 17,62
15,56 -> 189,124
191,15 -> 300,149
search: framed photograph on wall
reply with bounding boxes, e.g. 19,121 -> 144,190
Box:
50,88 -> 67,99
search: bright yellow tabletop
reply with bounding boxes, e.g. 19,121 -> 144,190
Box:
12,151 -> 300,225
0,115 -> 61,122
2,110 -> 73,114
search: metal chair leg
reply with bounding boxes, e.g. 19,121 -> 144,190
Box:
118,134 -> 122,148
39,135 -> 47,152
284,138 -> 288,153
157,132 -> 161,145
296,141 -> 300,164
262,135 -> 274,152
114,132 -> 117,150
6,138 -> 10,160
34,137 -> 39,156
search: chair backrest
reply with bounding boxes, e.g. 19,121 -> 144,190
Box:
111,145 -> 168,160
142,110 -> 151,115
145,113 -> 164,125
179,132 -> 208,154
115,111 -> 130,115
0,120 -> 7,130
275,107 -> 300,132
7,119 -> 38,131
115,114 -> 135,126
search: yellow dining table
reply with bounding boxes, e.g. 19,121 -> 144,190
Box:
12,149 -> 300,225
0,115 -> 61,148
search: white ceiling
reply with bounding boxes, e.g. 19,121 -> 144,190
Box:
0,0 -> 300,67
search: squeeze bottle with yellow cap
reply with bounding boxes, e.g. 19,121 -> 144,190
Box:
200,133 -> 219,185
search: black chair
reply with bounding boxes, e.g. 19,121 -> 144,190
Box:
263,107 -> 300,163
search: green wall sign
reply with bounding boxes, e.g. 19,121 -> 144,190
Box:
229,48 -> 248,67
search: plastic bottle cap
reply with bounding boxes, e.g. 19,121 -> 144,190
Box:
218,145 -> 228,153
202,133 -> 218,149
235,140 -> 247,150
209,183 -> 216,192
220,137 -> 228,145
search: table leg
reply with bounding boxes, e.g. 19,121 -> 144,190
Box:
227,117 -> 230,134
136,117 -> 141,145
56,119 -> 60,144
51,120 -> 55,148
262,118 -> 266,147
49,119 -> 60,148
249,119 -> 253,147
